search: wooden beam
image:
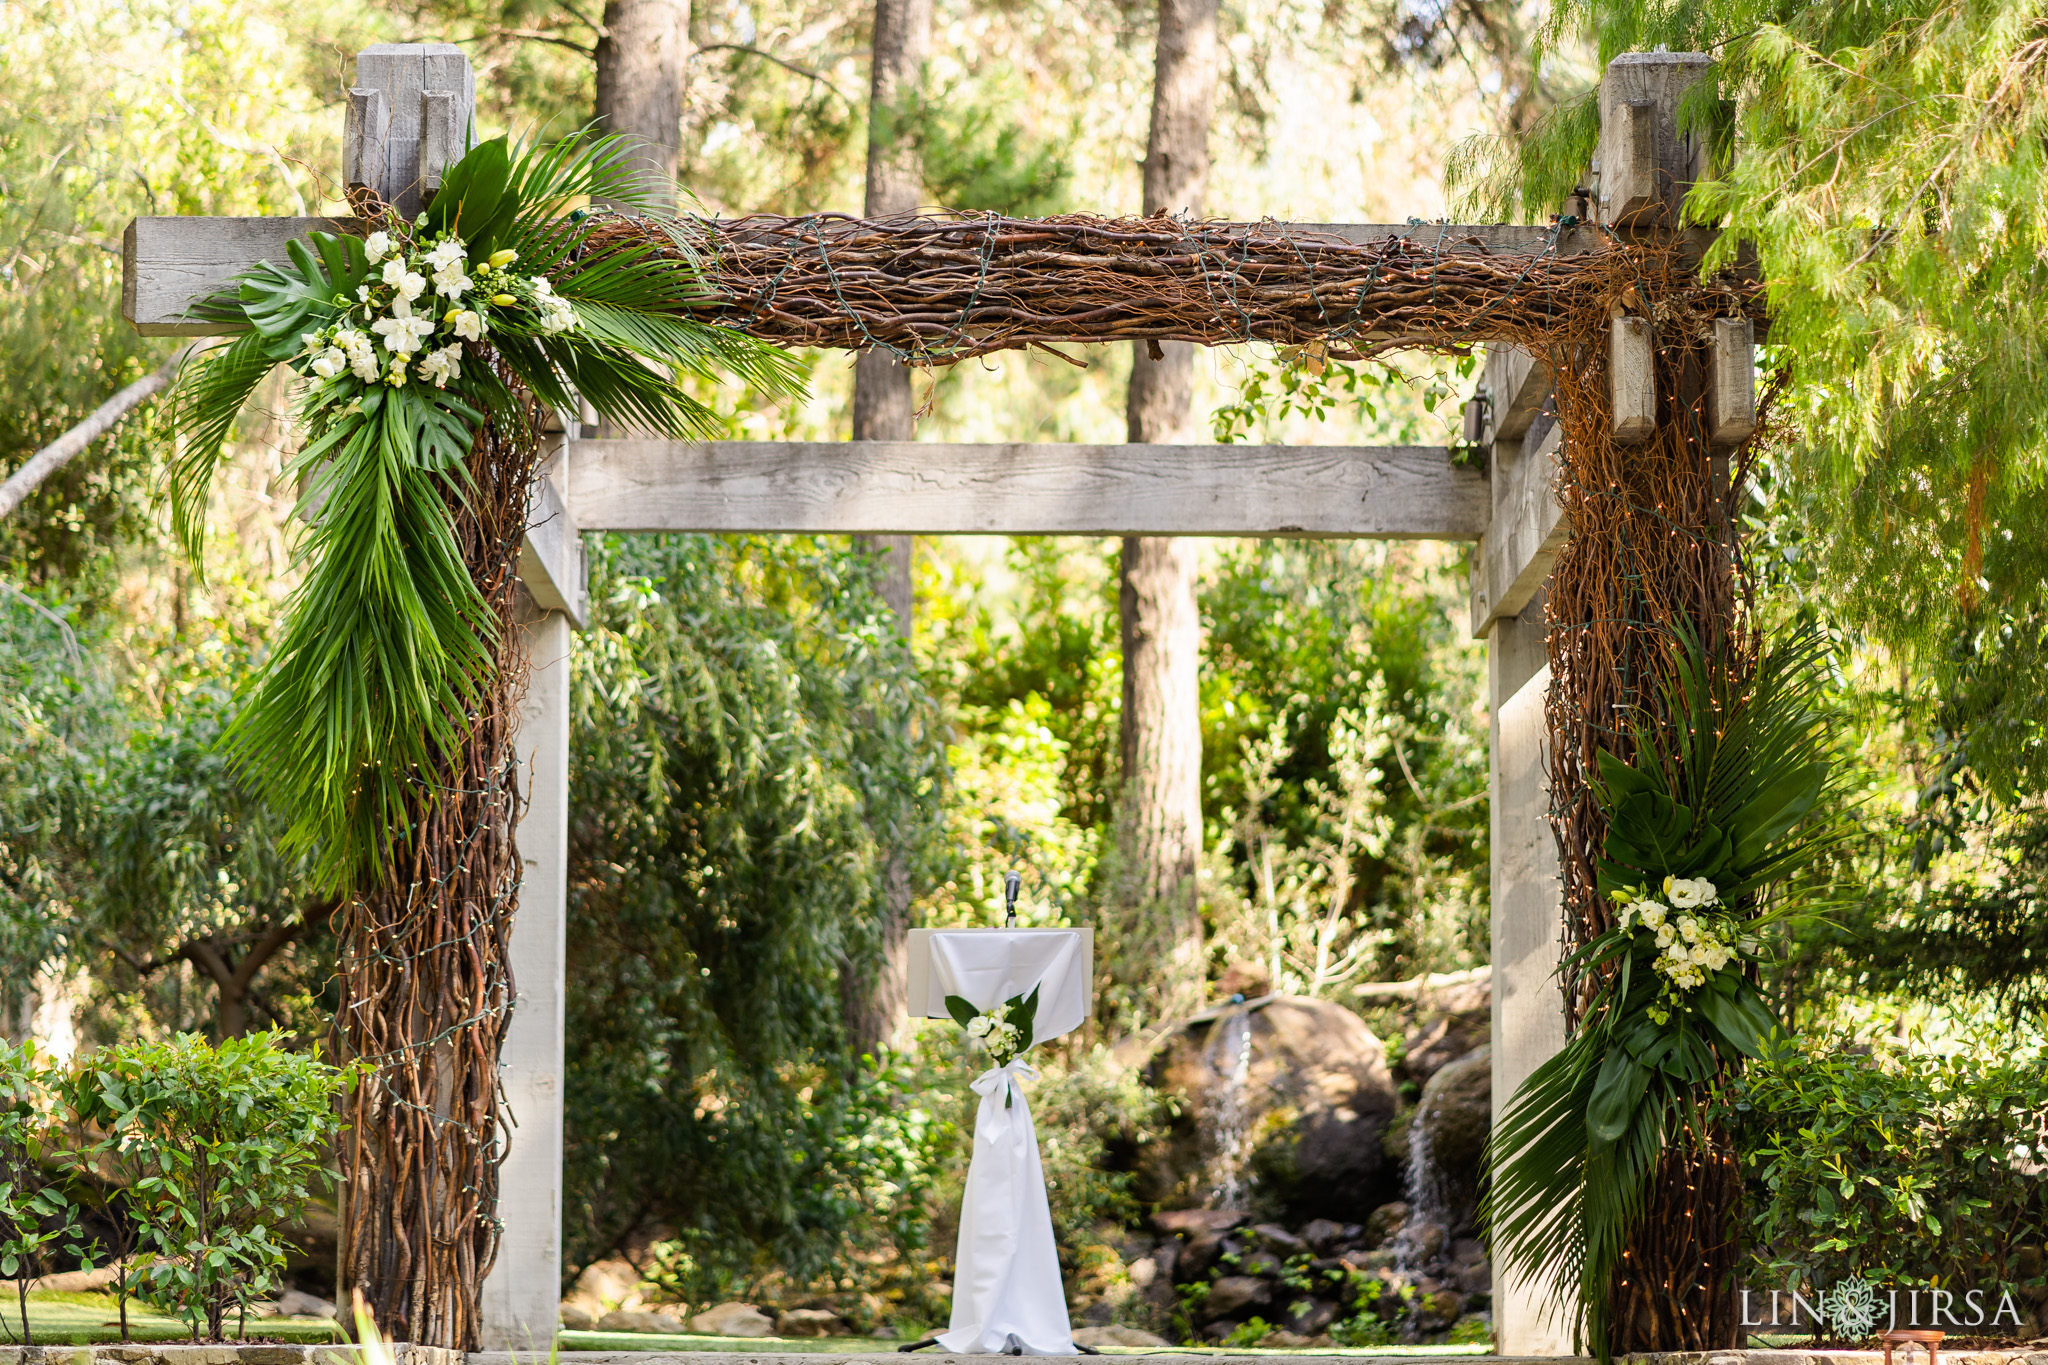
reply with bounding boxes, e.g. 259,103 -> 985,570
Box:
1469,422 -> 1567,637
120,217 -> 1599,337
565,439 -> 1489,539
518,471 -> 586,628
1595,53 -> 1715,229
1484,345 -> 1553,442
1709,316 -> 1756,447
1610,316 -> 1657,444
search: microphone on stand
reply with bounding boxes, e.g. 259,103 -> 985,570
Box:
1003,870 -> 1022,927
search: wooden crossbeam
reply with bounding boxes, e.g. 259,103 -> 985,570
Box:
566,439 -> 1488,539
121,215 -> 1593,336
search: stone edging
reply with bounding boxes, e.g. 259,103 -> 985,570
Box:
1628,1351 -> 2048,1365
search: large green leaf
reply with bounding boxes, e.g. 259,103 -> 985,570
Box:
420,136 -> 521,253
1728,761 -> 1827,869
236,233 -> 373,359
1587,1046 -> 1651,1151
1696,979 -> 1779,1059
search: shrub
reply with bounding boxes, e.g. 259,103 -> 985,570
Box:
71,1031 -> 352,1341
0,1039 -> 91,1345
1727,1035 -> 2048,1306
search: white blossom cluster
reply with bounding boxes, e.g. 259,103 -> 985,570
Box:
298,228 -> 578,392
965,1002 -> 1026,1065
1613,876 -> 1742,991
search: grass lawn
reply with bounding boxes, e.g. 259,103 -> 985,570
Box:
0,1290 -> 345,1346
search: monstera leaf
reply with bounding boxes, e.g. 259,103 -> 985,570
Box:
1604,789 -> 1694,868
236,234 -> 376,359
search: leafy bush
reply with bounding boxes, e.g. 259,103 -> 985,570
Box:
71,1031 -> 352,1341
1727,1036 -> 2048,1301
0,1039 -> 91,1345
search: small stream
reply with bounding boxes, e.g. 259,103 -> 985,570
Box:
1202,1006 -> 1257,1209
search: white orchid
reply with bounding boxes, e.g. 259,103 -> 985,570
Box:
449,309 -> 486,341
433,264 -> 472,299
386,357 -> 409,387
537,295 -> 577,334
418,345 -> 462,389
423,239 -> 467,271
363,231 -> 392,262
372,313 -> 434,356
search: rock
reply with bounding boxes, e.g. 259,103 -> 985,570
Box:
1140,997 -> 1402,1222
1300,1219 -> 1357,1255
1264,1330 -> 1316,1348
1239,1249 -> 1284,1279
1128,1256 -> 1158,1289
1204,1275 -> 1273,1320
1363,1201 -> 1410,1248
1408,1045 -> 1492,1233
1343,1248 -> 1397,1272
1453,1259 -> 1492,1294
1200,1320 -> 1241,1343
1147,1243 -> 1181,1303
1252,1223 -> 1307,1255
597,1309 -> 686,1334
1397,1219 -> 1448,1265
690,1302 -> 775,1337
570,1257 -> 646,1314
1450,1237 -> 1486,1264
558,1304 -> 595,1331
1416,1289 -> 1466,1329
275,1289 -> 337,1319
1177,1229 -> 1228,1282
1073,1326 -> 1171,1348
1153,1208 -> 1249,1235
775,1309 -> 847,1337
1401,1000 -> 1489,1087
1281,1298 -> 1340,1336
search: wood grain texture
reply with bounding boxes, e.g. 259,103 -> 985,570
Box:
123,215 -> 353,336
565,439 -> 1488,539
1469,422 -> 1568,637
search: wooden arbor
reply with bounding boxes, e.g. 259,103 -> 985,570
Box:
124,41 -> 1759,1355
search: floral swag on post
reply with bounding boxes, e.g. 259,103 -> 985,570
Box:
158,134 -> 798,1347
1484,626 -> 1846,1362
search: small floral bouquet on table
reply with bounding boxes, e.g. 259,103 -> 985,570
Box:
947,988 -> 1041,1071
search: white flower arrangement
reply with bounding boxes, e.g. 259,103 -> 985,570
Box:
1612,876 -> 1739,1006
947,989 -> 1040,1070
295,232 -> 579,391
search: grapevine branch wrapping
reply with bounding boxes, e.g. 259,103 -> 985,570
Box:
585,211 -> 1762,363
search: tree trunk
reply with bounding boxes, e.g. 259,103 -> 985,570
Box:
840,0 -> 931,1059
593,0 -> 690,208
1108,0 -> 1217,1026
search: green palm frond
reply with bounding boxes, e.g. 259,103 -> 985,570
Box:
158,128 -> 806,894
1484,624 -> 1845,1360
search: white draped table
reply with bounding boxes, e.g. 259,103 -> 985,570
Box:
907,927 -> 1093,1355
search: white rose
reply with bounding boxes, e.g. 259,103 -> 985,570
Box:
363,231 -> 392,262
1679,915 -> 1700,943
1668,877 -> 1717,908
967,1016 -> 992,1038
397,271 -> 426,302
381,257 -> 409,287
1639,902 -> 1668,928
310,347 -> 347,379
1655,924 -> 1675,947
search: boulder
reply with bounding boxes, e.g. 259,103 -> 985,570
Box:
1140,997 -> 1402,1223
1396,1219 -> 1448,1265
274,1289 -> 337,1319
1399,983 -> 1490,1087
1251,1223 -> 1306,1255
1153,1209 -> 1247,1235
690,1302 -> 775,1337
1408,1045 -> 1491,1234
1342,1247 -> 1397,1272
1238,1249 -> 1284,1279
558,1304 -> 595,1331
1200,1320 -> 1240,1343
1072,1326 -> 1171,1348
1177,1230 -> 1228,1282
1203,1275 -> 1272,1321
1281,1298 -> 1340,1336
776,1309 -> 847,1337
1264,1330 -> 1316,1349
569,1257 -> 646,1315
1362,1201 -> 1409,1248
597,1309 -> 686,1334
1415,1289 -> 1466,1329
1300,1219 -> 1360,1255
1453,1259 -> 1493,1295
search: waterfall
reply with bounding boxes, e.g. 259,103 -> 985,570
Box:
1396,1091 -> 1450,1270
1203,1006 -> 1257,1210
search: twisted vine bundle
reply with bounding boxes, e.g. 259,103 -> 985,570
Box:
592,211 -> 1759,364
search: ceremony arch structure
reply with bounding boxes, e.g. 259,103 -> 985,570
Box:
122,40 -> 1758,1356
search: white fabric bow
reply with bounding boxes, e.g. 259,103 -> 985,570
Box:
971,1057 -> 1039,1120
